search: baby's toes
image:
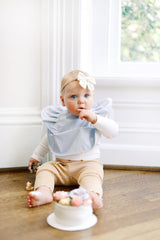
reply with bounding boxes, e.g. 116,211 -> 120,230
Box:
27,195 -> 32,208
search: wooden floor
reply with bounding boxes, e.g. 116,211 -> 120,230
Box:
1,169 -> 160,240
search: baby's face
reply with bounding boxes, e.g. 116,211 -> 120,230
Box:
60,81 -> 95,116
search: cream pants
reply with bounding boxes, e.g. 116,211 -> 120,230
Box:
34,158 -> 104,196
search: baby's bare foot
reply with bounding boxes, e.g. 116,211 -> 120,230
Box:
90,191 -> 103,210
27,186 -> 53,207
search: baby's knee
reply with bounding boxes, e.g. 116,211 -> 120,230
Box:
36,161 -> 56,173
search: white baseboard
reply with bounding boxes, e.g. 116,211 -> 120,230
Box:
101,143 -> 160,168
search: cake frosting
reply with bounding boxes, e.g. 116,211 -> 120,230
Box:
54,202 -> 93,226
53,187 -> 94,227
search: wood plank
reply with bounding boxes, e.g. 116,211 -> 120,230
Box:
0,170 -> 160,240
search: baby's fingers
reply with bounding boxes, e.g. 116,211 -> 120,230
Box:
78,110 -> 86,120
28,160 -> 33,170
28,159 -> 39,173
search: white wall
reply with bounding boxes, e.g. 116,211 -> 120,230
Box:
0,0 -> 160,169
95,78 -> 160,167
0,0 -> 42,168
53,0 -> 160,168
80,0 -> 160,168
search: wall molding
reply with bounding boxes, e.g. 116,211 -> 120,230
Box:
0,108 -> 41,125
113,100 -> 160,109
40,0 -> 82,107
118,122 -> 160,134
96,75 -> 160,88
101,143 -> 160,152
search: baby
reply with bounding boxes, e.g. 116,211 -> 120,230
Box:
27,70 -> 119,210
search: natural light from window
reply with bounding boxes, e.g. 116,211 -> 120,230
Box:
121,0 -> 160,62
80,0 -> 160,77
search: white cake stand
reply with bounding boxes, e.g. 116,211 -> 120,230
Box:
47,212 -> 97,231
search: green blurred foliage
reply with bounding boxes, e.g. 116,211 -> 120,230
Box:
121,0 -> 160,62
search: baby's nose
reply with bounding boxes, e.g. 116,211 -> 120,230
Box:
78,97 -> 85,104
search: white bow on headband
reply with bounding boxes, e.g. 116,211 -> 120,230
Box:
77,72 -> 96,91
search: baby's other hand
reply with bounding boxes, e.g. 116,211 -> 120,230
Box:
28,158 -> 39,173
78,109 -> 97,124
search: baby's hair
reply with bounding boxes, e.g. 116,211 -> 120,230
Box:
61,70 -> 89,95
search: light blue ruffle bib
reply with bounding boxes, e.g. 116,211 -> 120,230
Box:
41,98 -> 112,156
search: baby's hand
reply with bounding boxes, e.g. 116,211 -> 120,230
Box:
78,109 -> 97,124
28,158 -> 39,173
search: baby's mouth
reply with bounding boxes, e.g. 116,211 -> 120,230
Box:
78,107 -> 85,111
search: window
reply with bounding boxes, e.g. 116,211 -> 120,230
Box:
121,0 -> 160,62
80,0 -> 160,77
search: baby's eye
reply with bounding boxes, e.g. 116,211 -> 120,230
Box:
84,94 -> 89,98
71,95 -> 77,99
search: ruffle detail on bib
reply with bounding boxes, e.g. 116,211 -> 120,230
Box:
41,98 -> 112,156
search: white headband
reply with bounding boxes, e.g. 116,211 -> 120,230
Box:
77,72 -> 96,91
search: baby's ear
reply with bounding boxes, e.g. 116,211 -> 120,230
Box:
60,95 -> 65,106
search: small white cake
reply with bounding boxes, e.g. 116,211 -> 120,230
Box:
54,202 -> 93,226
47,187 -> 97,230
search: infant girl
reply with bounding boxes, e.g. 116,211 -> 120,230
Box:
27,70 -> 119,209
